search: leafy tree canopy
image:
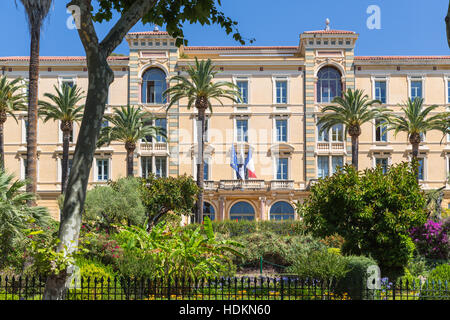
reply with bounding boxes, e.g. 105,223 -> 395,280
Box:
298,162 -> 428,277
91,0 -> 253,46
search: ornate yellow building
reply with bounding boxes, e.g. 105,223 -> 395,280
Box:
1,25 -> 450,220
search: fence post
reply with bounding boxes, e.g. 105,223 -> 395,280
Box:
280,278 -> 284,301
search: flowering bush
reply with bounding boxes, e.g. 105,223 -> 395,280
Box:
409,220 -> 450,260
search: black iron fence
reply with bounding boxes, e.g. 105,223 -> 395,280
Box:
0,276 -> 448,300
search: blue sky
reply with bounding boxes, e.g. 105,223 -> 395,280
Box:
0,0 -> 449,57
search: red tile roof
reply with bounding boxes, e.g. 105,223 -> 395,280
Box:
127,31 -> 169,36
355,56 -> 450,60
184,46 -> 298,51
0,56 -> 129,62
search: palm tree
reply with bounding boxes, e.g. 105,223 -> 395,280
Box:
164,58 -> 241,223
39,84 -> 85,193
18,0 -> 53,200
384,97 -> 448,180
317,88 -> 385,170
0,76 -> 26,170
97,105 -> 163,177
0,169 -> 50,268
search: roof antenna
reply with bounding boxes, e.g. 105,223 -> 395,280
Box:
325,18 -> 330,31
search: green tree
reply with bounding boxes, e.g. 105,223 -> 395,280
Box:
298,162 -> 428,278
164,58 -> 241,223
17,0 -> 53,201
446,0 -> 450,48
97,105 -> 163,177
139,174 -> 199,230
0,76 -> 26,170
84,177 -> 146,229
48,0 -> 249,300
39,84 -> 85,193
0,169 -> 50,269
317,89 -> 385,169
383,98 -> 448,181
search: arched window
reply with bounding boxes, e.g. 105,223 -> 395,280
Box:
204,202 -> 215,221
230,202 -> 255,221
270,201 -> 295,220
141,68 -> 167,104
317,66 -> 342,103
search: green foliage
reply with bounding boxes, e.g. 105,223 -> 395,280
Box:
233,232 -> 324,270
113,217 -> 243,280
97,105 -> 163,148
67,258 -> 120,300
288,249 -> 350,284
0,75 -> 26,120
92,0 -> 253,47
335,255 -> 378,300
139,174 -> 199,227
428,264 -> 450,283
186,220 -> 306,238
299,162 -> 428,276
84,177 -> 146,230
0,170 -> 50,269
38,83 -> 84,123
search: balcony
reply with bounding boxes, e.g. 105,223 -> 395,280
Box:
316,141 -> 345,152
219,180 -> 266,190
139,142 -> 168,153
270,180 -> 294,190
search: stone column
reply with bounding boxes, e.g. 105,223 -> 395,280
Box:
219,196 -> 226,221
259,197 -> 266,221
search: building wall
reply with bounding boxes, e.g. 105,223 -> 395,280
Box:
2,29 -> 450,220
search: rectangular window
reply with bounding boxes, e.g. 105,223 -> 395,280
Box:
195,118 -> 209,143
236,119 -> 248,142
448,80 -> 450,103
155,157 -> 167,178
203,160 -> 209,181
155,118 -> 167,142
317,156 -> 329,179
275,80 -> 287,104
375,119 -> 388,142
375,158 -> 388,174
142,119 -> 154,143
276,158 -> 288,180
276,119 -> 287,142
331,156 -> 343,174
141,157 -> 152,179
331,124 -> 343,142
417,158 -> 424,181
61,77 -> 75,88
411,80 -> 423,100
375,80 -> 387,103
236,80 -> 248,104
96,159 -> 109,181
317,122 -> 329,142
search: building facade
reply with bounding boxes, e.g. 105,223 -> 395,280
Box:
2,26 -> 450,220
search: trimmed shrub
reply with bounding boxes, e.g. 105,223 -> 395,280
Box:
419,264 -> 450,300
335,255 -> 379,300
287,249 -> 350,284
186,220 -> 306,238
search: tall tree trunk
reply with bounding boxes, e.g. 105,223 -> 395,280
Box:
351,134 -> 359,170
26,24 -> 40,205
43,59 -> 113,300
446,0 -> 450,48
61,128 -> 71,194
412,142 -> 420,184
43,0 -> 158,299
196,108 -> 206,224
125,142 -> 135,177
0,117 -> 5,171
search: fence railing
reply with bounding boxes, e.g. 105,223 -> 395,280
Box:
0,276 -> 448,300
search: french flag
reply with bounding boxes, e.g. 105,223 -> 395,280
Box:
245,147 -> 257,179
